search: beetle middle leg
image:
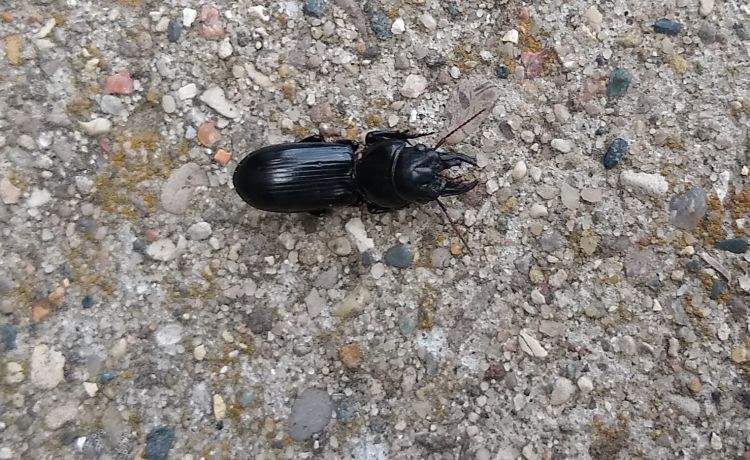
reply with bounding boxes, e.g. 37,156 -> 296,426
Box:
365,130 -> 434,145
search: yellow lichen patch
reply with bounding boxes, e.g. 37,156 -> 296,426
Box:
366,114 -> 382,128
664,138 -> 686,151
65,93 -> 92,116
92,133 -> 175,221
670,53 -> 688,75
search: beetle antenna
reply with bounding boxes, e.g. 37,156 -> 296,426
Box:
435,198 -> 473,256
433,108 -> 488,150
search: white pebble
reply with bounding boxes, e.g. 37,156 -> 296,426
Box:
577,376 -> 593,394
345,218 -> 374,252
187,222 -> 212,241
419,13 -> 437,30
248,5 -> 270,21
79,118 -> 112,136
162,95 -> 177,114
183,8 -> 197,27
200,86 -> 241,119
391,17 -> 406,34
620,170 -> 669,197
700,0 -> 715,17
502,29 -> 519,43
218,38 -> 233,59
550,377 -> 575,405
519,330 -> 547,358
550,138 -> 573,153
371,263 -> 385,279
512,160 -> 527,180
529,203 -> 548,218
400,74 -> 428,99
27,189 -> 52,207
178,83 -> 198,100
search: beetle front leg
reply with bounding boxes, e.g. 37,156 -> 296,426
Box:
365,130 -> 435,145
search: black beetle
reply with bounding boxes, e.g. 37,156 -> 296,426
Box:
233,111 -> 485,251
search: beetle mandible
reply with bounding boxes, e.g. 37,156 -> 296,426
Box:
232,110 -> 485,251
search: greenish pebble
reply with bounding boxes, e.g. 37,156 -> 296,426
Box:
607,68 -> 633,97
715,238 -> 748,254
364,4 -> 392,40
734,23 -> 749,41
384,243 -> 413,268
100,370 -> 116,384
398,316 -> 416,336
446,3 -> 459,17
145,426 -> 175,460
239,391 -> 254,406
82,295 -> 94,309
496,63 -> 509,79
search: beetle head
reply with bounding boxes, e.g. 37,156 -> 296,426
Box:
394,144 -> 478,202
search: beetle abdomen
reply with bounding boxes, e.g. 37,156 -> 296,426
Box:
233,143 -> 360,212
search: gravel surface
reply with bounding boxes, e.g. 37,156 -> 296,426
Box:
1,0 -> 750,459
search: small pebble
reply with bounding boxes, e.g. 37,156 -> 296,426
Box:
187,222 -> 212,240
620,170 -> 668,197
367,5 -> 392,40
529,203 -> 548,218
653,19 -> 682,35
177,83 -> 198,100
391,17 -> 406,34
603,138 -> 628,169
502,29 -> 519,43
669,187 -> 707,230
162,95 -> 177,114
607,69 -> 633,97
197,121 -> 221,147
167,19 -> 182,42
496,63 -> 509,79
700,0 -> 715,16
145,426 -> 175,460
79,118 -> 112,136
288,388 -> 333,441
384,243 -> 413,269
200,86 -> 240,119
512,160 -> 527,180
303,0 -> 326,17
550,378 -> 575,405
213,394 -> 227,420
419,13 -> 437,30
715,238 -> 748,254
551,138 -> 573,153
100,370 -> 116,383
104,70 -> 134,95
339,343 -> 363,369
580,188 -> 603,203
577,376 -> 593,394
183,8 -> 197,27
214,149 -> 232,166
400,74 -> 428,98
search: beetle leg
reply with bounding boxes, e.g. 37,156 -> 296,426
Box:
438,152 -> 478,168
299,134 -> 325,143
441,179 -> 478,196
335,139 -> 360,152
365,130 -> 435,145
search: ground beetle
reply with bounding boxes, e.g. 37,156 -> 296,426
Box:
233,111 -> 485,252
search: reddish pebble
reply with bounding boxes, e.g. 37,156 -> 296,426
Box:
144,229 -> 158,241
197,121 -> 221,147
214,149 -> 231,166
519,7 -> 530,21
1,12 -> 13,22
104,70 -> 134,95
200,5 -> 225,39
521,50 -> 547,79
449,244 -> 461,256
32,300 -> 51,323
98,136 -> 115,154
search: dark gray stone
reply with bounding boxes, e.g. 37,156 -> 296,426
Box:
288,388 -> 332,441
145,426 -> 175,460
